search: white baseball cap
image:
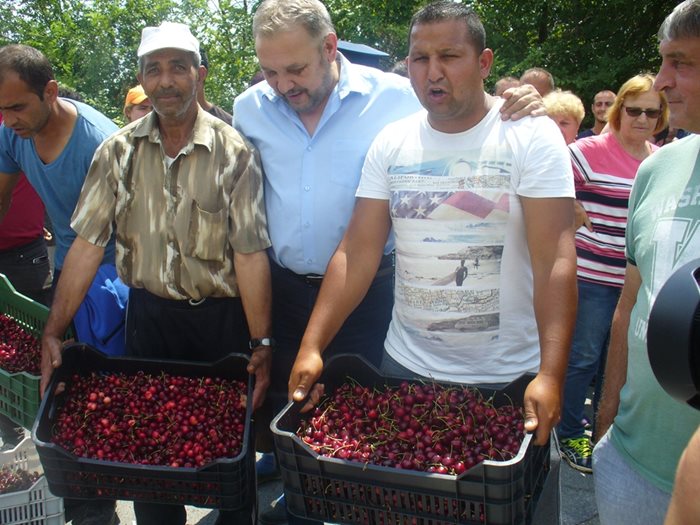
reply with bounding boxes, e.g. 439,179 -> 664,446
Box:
137,22 -> 199,58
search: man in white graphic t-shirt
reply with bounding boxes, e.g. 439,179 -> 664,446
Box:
288,1 -> 577,448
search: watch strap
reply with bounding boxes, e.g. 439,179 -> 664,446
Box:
249,337 -> 275,351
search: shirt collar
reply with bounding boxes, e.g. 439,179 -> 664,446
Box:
260,51 -> 373,105
131,105 -> 214,153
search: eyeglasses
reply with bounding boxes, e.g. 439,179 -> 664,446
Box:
594,101 -> 613,107
623,106 -> 662,119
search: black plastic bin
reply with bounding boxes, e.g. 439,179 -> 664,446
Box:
272,354 -> 551,525
31,343 -> 255,512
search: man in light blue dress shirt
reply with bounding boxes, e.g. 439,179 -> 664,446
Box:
233,5 -> 418,494
233,2 -> 543,522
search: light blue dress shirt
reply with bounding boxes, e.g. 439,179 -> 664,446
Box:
234,53 -> 421,275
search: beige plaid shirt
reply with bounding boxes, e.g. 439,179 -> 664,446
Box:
71,107 -> 271,300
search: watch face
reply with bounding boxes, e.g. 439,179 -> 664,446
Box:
249,338 -> 274,350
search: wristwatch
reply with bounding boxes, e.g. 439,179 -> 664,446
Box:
249,337 -> 276,351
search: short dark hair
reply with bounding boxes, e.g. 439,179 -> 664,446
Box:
0,44 -> 54,99
658,0 -> 700,41
409,1 -> 485,53
520,67 -> 555,92
58,85 -> 84,102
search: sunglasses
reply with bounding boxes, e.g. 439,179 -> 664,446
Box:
623,106 -> 662,119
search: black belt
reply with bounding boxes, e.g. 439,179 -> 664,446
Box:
0,236 -> 47,262
284,253 -> 394,288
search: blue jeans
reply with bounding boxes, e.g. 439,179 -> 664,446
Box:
593,430 -> 671,525
558,279 -> 620,440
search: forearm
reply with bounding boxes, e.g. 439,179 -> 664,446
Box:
595,264 -> 640,440
233,250 -> 272,339
43,237 -> 104,339
533,252 -> 577,383
234,250 -> 274,409
0,173 -> 19,225
595,302 -> 630,439
664,425 -> 700,525
299,198 -> 391,358
527,197 -> 578,384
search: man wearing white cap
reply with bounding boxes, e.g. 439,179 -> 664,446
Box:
40,21 -> 273,525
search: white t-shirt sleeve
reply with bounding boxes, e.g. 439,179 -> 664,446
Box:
356,125 -> 393,201
509,116 -> 575,199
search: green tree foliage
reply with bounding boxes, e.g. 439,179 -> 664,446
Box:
326,0 -> 427,67
2,0 -> 181,122
474,0 -> 679,127
0,0 -> 682,129
0,0 -> 254,122
174,0 -> 256,112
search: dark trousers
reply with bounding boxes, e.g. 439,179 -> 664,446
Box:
0,237 -> 52,305
260,258 -> 393,525
126,288 -> 249,525
263,257 -> 393,412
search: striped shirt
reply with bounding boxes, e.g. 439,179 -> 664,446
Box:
71,107 -> 271,300
570,132 -> 657,287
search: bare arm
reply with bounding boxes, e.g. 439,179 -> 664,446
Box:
664,425 -> 700,525
40,236 -> 104,395
500,84 -> 546,121
289,198 -> 392,408
521,196 -> 577,445
595,263 -> 641,441
234,250 -> 273,410
0,172 -> 19,224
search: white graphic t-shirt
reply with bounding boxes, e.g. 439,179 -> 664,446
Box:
357,101 -> 574,383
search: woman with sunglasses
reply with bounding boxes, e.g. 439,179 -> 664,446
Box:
557,73 -> 669,474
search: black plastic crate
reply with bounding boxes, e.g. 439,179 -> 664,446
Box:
31,343 -> 255,511
272,355 -> 550,525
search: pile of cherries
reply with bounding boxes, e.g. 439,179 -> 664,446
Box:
0,314 -> 41,375
51,371 -> 248,468
0,465 -> 40,495
297,380 -> 525,475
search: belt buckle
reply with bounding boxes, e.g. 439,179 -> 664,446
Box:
304,274 -> 324,286
188,298 -> 206,306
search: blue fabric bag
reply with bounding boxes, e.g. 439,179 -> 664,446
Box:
72,264 -> 128,356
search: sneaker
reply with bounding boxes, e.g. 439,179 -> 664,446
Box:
256,452 -> 281,484
259,494 -> 287,525
559,436 -> 593,474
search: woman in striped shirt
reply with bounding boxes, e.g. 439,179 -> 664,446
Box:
558,74 -> 669,473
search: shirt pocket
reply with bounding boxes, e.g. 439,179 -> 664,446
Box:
186,201 -> 227,262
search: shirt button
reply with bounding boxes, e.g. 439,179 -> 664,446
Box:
307,258 -> 313,265
306,146 -> 312,151
304,222 -> 310,228
304,185 -> 311,191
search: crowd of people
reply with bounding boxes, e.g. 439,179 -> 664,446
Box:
0,1 -> 699,525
